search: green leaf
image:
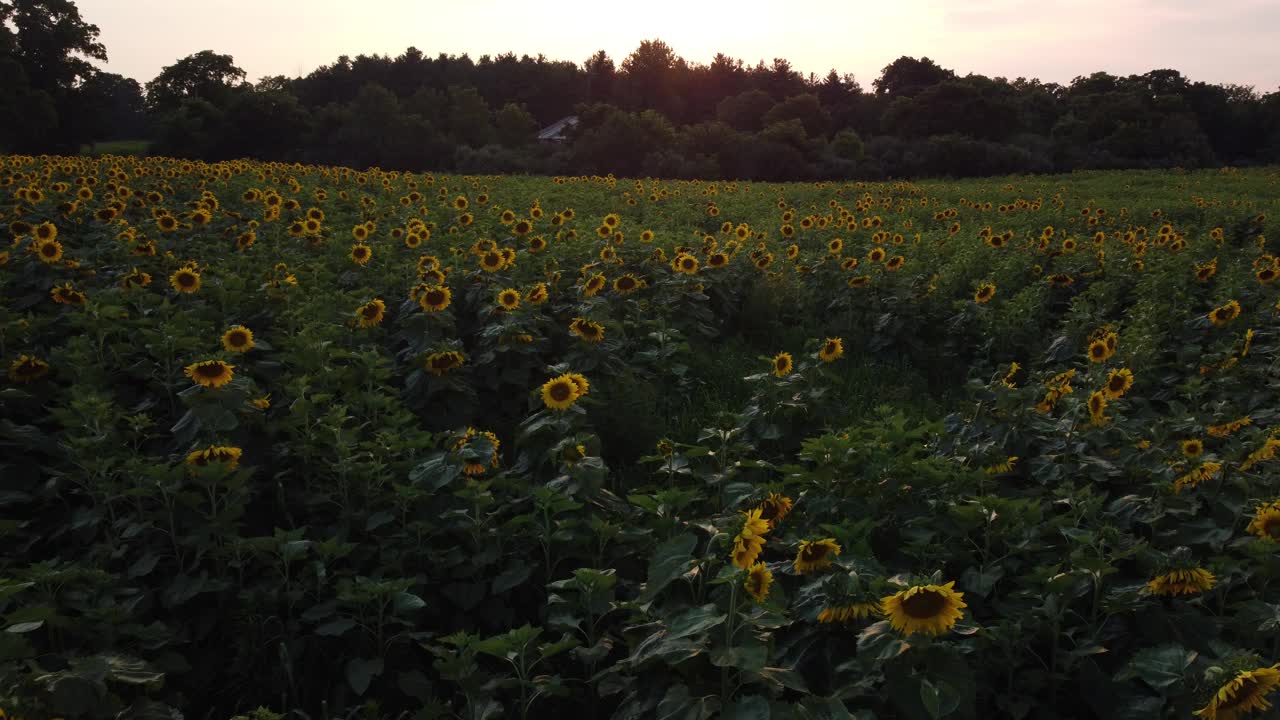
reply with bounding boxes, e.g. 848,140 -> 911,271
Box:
920,678 -> 961,719
666,605 -> 726,640
315,618 -> 356,636
711,642 -> 767,673
5,620 -> 43,633
393,592 -> 427,613
723,695 -> 770,720
857,621 -> 910,661
1125,644 -> 1197,690
493,564 -> 532,594
345,656 -> 384,695
640,533 -> 697,602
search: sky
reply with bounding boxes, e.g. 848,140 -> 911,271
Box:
76,0 -> 1280,91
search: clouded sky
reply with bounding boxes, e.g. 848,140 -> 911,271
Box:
76,0 -> 1280,90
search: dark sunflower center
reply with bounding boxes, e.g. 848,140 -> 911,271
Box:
550,383 -> 572,402
1109,377 -> 1125,392
1091,345 -> 1106,358
776,358 -> 788,371
425,291 -> 444,305
824,343 -> 838,355
178,273 -> 196,287
901,589 -> 947,619
1264,518 -> 1280,539
16,361 -> 41,376
362,305 -> 380,318
747,573 -> 765,594
801,545 -> 828,562
228,332 -> 248,346
197,364 -> 225,378
41,244 -> 58,256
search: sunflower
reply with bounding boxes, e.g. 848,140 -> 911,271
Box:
453,195 -> 468,210
33,237 -> 64,264
974,283 -> 996,304
770,352 -> 793,378
1194,664 -> 1280,719
828,238 -> 844,254
1208,417 -> 1253,438
818,338 -> 844,363
744,562 -> 773,603
1246,501 -> 1280,540
1087,339 -> 1110,363
524,283 -> 549,305
170,267 -> 201,294
7,354 -> 49,383
350,243 -> 372,265
881,581 -> 967,636
184,360 -> 235,389
564,372 -> 590,397
794,538 -> 841,574
706,252 -> 729,269
583,273 -> 606,297
731,507 -> 771,569
745,495 -> 789,533
252,394 -> 271,410
1174,462 -> 1223,492
885,255 -> 905,271
672,253 -> 699,275
1182,438 -> 1205,458
1088,390 -> 1109,426
186,445 -> 243,470
221,326 -> 255,353
570,317 -> 605,343
528,235 -> 547,252
356,298 -> 386,327
1104,368 -> 1133,399
1210,300 -> 1242,326
541,374 -> 582,411
497,288 -> 521,310
867,247 -> 887,263
1258,267 -> 1277,285
122,267 -> 152,290
848,275 -> 871,288
602,212 -> 620,228
513,219 -> 533,236
1146,567 -> 1215,596
419,286 -> 452,312
351,225 -> 369,241
51,283 -> 86,305
425,350 -> 466,377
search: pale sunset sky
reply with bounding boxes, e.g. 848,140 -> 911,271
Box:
76,0 -> 1280,90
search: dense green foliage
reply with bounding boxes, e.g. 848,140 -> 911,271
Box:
2,155 -> 1280,718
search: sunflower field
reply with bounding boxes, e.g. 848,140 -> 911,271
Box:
1,155 -> 1279,720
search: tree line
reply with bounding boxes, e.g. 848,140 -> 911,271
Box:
4,0 -> 1280,179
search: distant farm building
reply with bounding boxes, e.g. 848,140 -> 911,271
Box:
538,116 -> 579,143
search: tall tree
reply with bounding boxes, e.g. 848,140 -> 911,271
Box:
145,50 -> 246,116
0,0 -> 107,150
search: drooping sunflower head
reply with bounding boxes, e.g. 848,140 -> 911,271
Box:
184,360 -> 235,389
756,493 -> 793,528
540,373 -> 582,412
7,354 -> 50,384
881,581 -> 967,636
793,538 -> 842,575
819,338 -> 844,363
1194,664 -> 1280,720
356,298 -> 386,327
771,352 -> 793,378
186,445 -> 243,470
51,282 -> 87,305
744,562 -> 773,603
122,267 -> 152,289
497,288 -> 521,311
221,326 -> 255,353
1147,566 -> 1215,596
425,350 -> 466,377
